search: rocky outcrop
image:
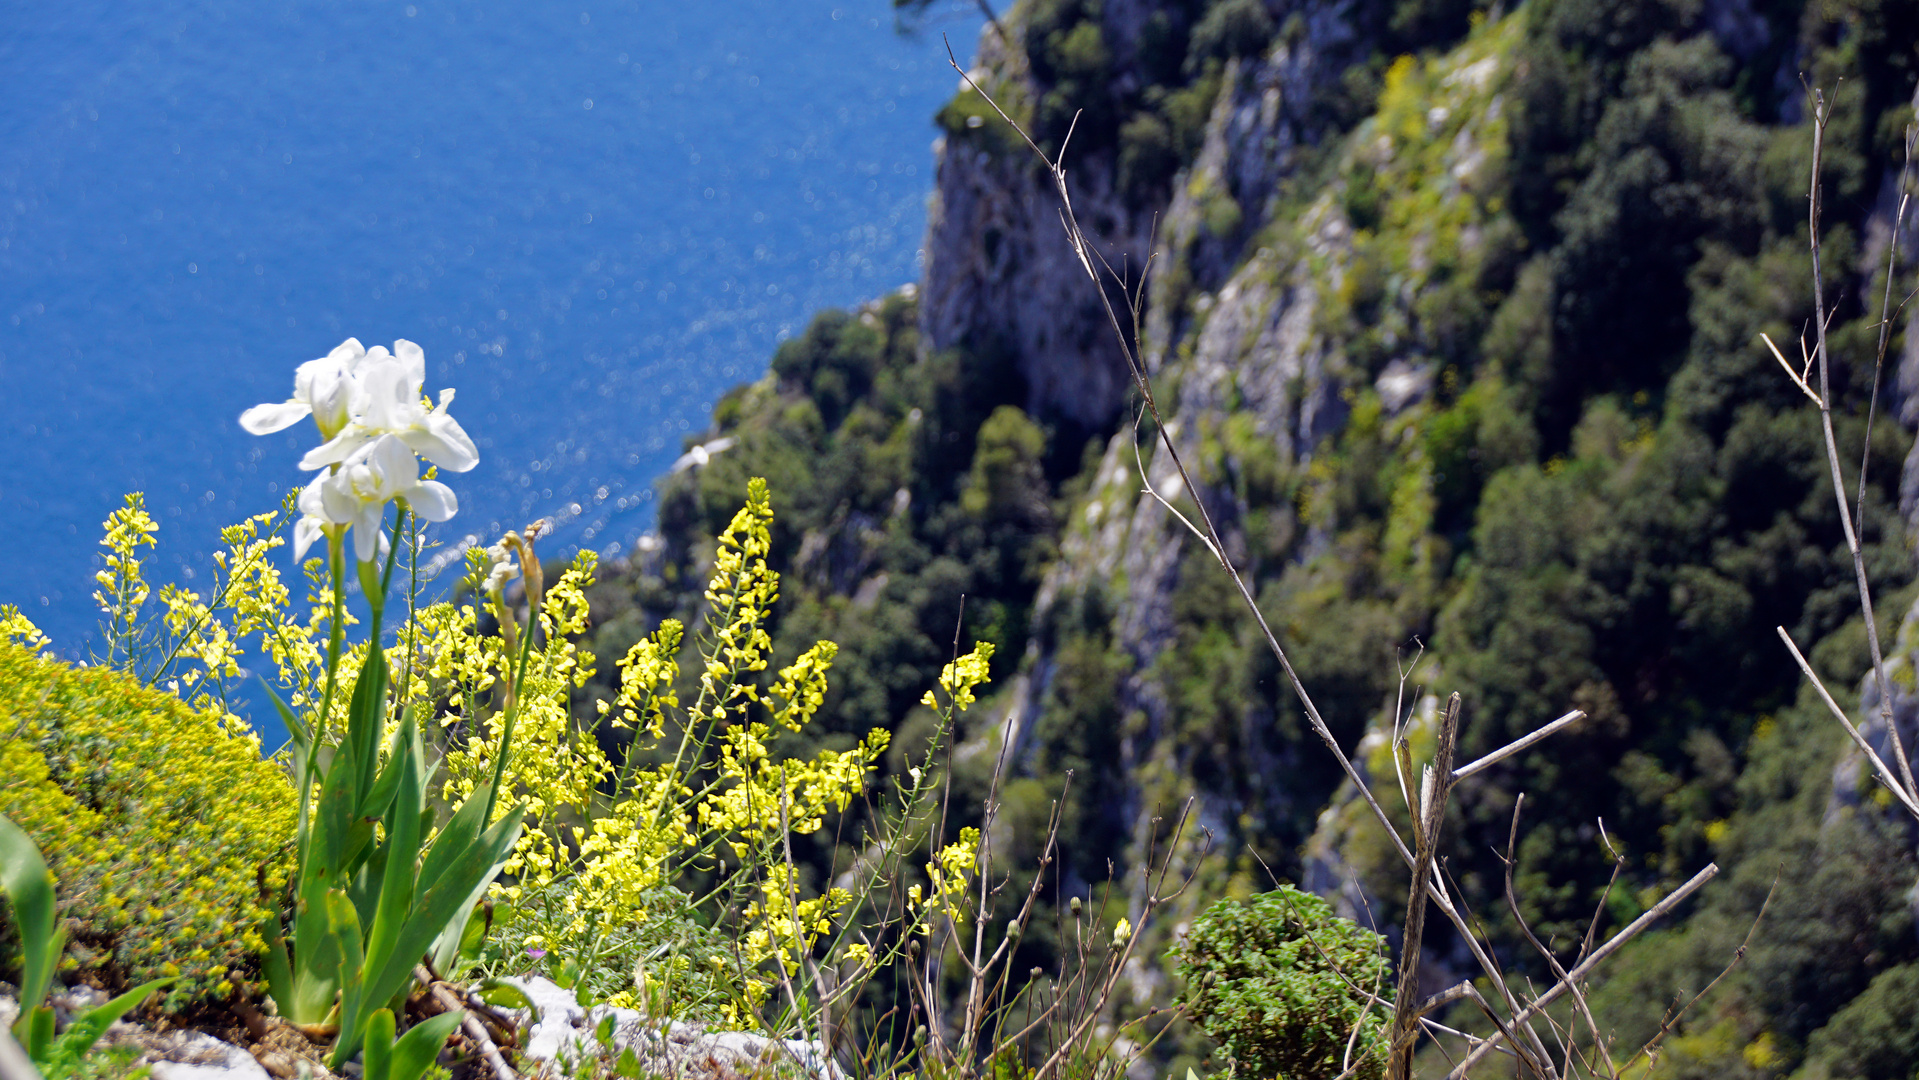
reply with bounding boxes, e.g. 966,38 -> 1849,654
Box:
921,0 -> 1369,432
927,2 -> 1382,959
921,128 -> 1152,429
501,977 -> 842,1080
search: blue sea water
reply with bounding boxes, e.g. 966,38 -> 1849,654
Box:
0,1 -> 982,690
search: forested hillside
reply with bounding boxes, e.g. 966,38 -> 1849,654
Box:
577,0 -> 1919,1072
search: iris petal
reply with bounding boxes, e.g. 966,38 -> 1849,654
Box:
395,339 -> 427,393
399,417 -> 479,473
299,429 -> 373,471
406,479 -> 458,522
239,401 -> 313,435
292,517 -> 324,563
352,504 -> 385,563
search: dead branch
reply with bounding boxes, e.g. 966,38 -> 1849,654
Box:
1776,626 -> 1919,818
1386,694 -> 1463,1080
1452,710 -> 1587,783
1502,797 -> 1617,1078
1790,83 -> 1919,806
415,966 -> 516,1080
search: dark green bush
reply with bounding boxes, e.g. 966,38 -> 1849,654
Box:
1797,963 -> 1919,1080
1169,885 -> 1392,1079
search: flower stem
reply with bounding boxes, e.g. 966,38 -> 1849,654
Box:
298,528 -> 349,873
483,579 -> 539,826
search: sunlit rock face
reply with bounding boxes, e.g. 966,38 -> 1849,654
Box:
920,0 -> 1366,433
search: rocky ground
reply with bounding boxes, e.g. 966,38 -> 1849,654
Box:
0,979 -> 840,1080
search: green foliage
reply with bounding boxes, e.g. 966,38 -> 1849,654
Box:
0,643 -> 294,1010
360,1008 -> 465,1080
38,1042 -> 150,1080
1184,0 -> 1272,71
1322,14 -> 1526,377
961,406 -> 1052,527
938,82 -> 1033,159
1796,963 -> 1919,1079
1169,886 -> 1391,1079
1023,0 -> 1117,153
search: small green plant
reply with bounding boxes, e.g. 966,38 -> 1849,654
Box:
1169,886 -> 1392,1080
1,812 -> 175,1077
358,1008 -> 465,1080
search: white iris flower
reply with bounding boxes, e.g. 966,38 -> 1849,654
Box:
301,435 -> 458,564
244,337 -> 474,567
238,338 -> 368,440
299,341 -> 479,474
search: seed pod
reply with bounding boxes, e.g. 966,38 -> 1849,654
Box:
1069,896 -> 1082,917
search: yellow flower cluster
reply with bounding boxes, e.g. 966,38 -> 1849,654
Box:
598,619 -> 683,736
0,642 -> 295,1009
93,493 -> 160,666
157,510 -> 325,725
0,605 -> 47,651
696,479 -> 780,724
438,550 -> 606,894
741,863 -> 853,975
697,722 -> 890,853
921,642 -> 997,712
911,827 -> 981,930
417,479 -> 883,996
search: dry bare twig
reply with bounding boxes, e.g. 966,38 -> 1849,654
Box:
1773,84 -> 1919,813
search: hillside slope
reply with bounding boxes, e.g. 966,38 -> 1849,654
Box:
583,0 -> 1919,1072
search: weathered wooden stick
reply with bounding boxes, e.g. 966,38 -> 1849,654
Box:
1386,693 -> 1461,1080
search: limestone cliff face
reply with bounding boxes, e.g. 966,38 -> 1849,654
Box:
921,0 -> 1367,431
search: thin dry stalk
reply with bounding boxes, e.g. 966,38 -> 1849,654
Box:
1616,879 -> 1777,1075
1029,803 -> 1208,1080
1452,710 -> 1586,782
1499,799 -> 1617,1079
1789,83 -> 1919,804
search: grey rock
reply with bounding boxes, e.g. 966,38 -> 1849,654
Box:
145,1031 -> 272,1080
1375,360 -> 1434,417
495,975 -> 589,1063
498,977 -> 843,1080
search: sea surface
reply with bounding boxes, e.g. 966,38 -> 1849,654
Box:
0,0 -> 983,695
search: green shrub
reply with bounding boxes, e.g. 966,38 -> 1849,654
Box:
1169,885 -> 1391,1080
0,643 -> 295,1009
1796,963 -> 1919,1080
